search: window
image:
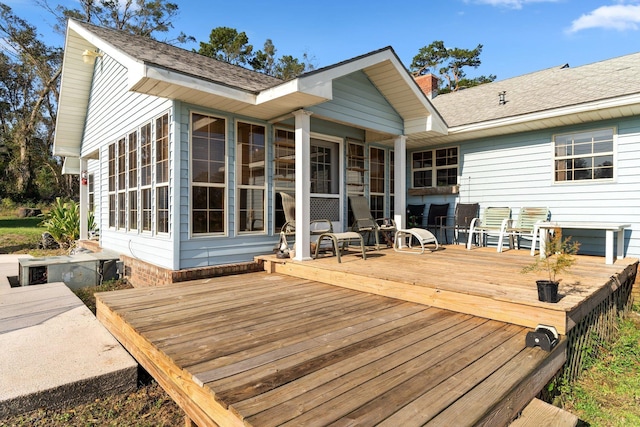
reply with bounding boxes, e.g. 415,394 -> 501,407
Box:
310,139 -> 338,195
347,140 -> 365,194
237,122 -> 265,233
117,138 -> 126,229
554,129 -> 614,182
273,129 -> 295,191
128,131 -> 138,231
88,174 -> 95,213
140,122 -> 152,232
412,147 -> 458,188
370,147 -> 385,220
191,112 -> 226,234
108,144 -> 116,228
156,114 -> 170,233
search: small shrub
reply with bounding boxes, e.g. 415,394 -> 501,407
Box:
40,198 -> 80,249
522,232 -> 580,282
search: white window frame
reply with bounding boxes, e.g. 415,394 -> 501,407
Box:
190,111 -> 228,237
236,120 -> 267,235
552,127 -> 615,184
411,146 -> 459,188
140,121 -> 153,233
155,112 -> 170,235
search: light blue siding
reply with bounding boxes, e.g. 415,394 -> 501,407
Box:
83,55 -> 176,269
409,117 -> 640,258
309,71 -> 403,135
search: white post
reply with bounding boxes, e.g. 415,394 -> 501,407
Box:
79,158 -> 89,240
293,109 -> 313,261
393,135 -> 407,229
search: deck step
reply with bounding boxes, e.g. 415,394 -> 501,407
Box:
510,398 -> 579,427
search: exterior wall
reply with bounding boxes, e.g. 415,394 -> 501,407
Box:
82,55 -> 176,269
309,71 -> 403,136
407,117 -> 640,258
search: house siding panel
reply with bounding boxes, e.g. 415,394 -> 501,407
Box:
84,55 -> 175,270
309,71 -> 403,135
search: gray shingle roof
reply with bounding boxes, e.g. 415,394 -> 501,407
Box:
431,51 -> 640,127
75,20 -> 282,93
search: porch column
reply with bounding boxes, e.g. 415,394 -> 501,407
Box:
293,109 -> 313,261
394,135 -> 407,228
79,158 -> 89,240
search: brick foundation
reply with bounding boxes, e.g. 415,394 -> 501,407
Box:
76,240 -> 265,288
120,255 -> 264,288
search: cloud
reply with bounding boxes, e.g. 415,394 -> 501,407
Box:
470,0 -> 560,9
568,4 -> 640,32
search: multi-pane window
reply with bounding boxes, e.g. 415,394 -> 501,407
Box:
554,129 -> 614,182
412,147 -> 458,188
88,174 -> 95,213
237,122 -> 265,233
192,112 -> 226,234
273,129 -> 295,191
117,138 -> 127,229
108,144 -> 116,228
311,145 -> 332,194
140,122 -> 152,232
370,147 -> 385,220
156,114 -> 170,233
347,141 -> 365,194
128,131 -> 138,231
390,150 -> 395,218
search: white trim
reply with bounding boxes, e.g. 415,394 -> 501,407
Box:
188,110 -> 229,238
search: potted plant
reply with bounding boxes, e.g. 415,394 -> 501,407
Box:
522,232 -> 580,303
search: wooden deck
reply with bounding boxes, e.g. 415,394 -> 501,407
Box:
96,245 -> 637,426
265,245 -> 639,335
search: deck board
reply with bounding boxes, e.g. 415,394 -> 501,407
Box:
96,246 -> 635,426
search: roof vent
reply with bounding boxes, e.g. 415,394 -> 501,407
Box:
498,91 -> 507,105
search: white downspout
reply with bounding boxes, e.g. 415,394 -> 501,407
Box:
293,109 -> 313,260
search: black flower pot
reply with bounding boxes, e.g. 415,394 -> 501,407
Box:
536,280 -> 559,303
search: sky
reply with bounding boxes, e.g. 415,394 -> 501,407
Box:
4,0 -> 640,81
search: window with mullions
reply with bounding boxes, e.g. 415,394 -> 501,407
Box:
117,138 -> 126,229
128,130 -> 138,231
156,114 -> 170,234
108,144 -> 116,228
554,129 -> 614,182
237,122 -> 265,233
191,112 -> 226,234
412,147 -> 458,188
140,122 -> 152,232
369,147 -> 385,220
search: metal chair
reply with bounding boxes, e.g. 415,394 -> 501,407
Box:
426,203 -> 450,243
467,207 -> 511,250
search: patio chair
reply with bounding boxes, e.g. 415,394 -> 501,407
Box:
426,203 -> 450,243
348,195 -> 381,249
407,204 -> 425,228
497,207 -> 550,255
442,203 -> 480,245
277,192 -> 332,253
466,207 -> 511,251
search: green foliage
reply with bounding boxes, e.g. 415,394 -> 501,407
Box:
411,40 -> 496,93
197,26 -> 314,80
521,232 -> 580,282
40,198 -> 79,248
198,27 -> 254,65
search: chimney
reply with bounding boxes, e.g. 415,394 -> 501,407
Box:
414,73 -> 439,99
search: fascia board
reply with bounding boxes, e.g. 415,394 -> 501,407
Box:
256,78 -> 332,105
449,94 -> 640,135
140,65 -> 258,104
405,116 -> 449,136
